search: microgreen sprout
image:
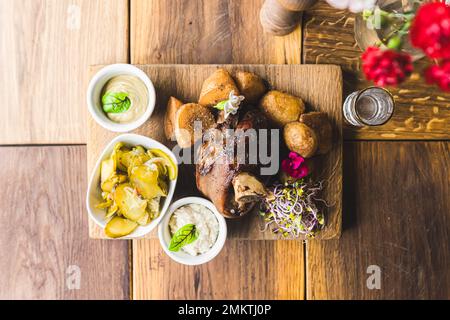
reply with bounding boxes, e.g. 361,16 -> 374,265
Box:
260,179 -> 326,239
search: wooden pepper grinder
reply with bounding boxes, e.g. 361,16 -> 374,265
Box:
260,0 -> 318,36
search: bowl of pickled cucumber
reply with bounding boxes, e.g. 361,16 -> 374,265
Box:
87,133 -> 178,239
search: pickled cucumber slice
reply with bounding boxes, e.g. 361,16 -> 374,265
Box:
148,149 -> 178,180
105,202 -> 119,219
105,216 -> 138,238
120,146 -> 151,173
129,165 -> 167,200
101,158 -> 115,184
136,213 -> 150,226
101,173 -> 127,193
113,183 -> 147,222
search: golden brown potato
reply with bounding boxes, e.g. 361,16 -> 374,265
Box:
234,71 -> 267,104
259,90 -> 305,127
175,103 -> 215,148
284,122 -> 318,158
199,68 -> 240,107
299,112 -> 333,155
164,96 -> 183,141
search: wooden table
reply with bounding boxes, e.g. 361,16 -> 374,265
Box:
0,0 -> 448,299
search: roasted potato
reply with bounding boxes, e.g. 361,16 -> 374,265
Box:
175,103 -> 215,148
234,71 -> 267,104
259,90 -> 305,127
164,96 -> 183,141
199,68 -> 240,107
300,112 -> 333,155
284,122 -> 318,158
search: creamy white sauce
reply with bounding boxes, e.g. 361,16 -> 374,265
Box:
169,204 -> 219,256
102,75 -> 149,123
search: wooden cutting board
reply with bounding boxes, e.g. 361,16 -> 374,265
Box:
87,64 -> 343,240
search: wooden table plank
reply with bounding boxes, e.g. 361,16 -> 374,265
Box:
307,141 -> 450,299
130,0 -> 305,300
0,0 -> 129,145
0,146 -> 129,299
131,0 -> 301,65
134,240 -> 304,299
303,1 -> 449,140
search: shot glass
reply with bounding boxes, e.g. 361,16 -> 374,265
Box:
343,87 -> 395,127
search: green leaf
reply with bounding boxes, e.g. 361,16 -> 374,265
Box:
213,100 -> 228,111
387,35 -> 403,50
317,213 -> 325,225
169,224 -> 199,252
362,9 -> 372,20
102,92 -> 131,114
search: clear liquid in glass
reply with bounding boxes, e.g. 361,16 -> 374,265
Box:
343,87 -> 395,127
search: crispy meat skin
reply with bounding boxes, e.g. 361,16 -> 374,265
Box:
196,110 -> 267,218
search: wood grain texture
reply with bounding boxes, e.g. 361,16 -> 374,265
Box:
130,0 -> 305,300
303,1 -> 450,140
0,0 -> 129,145
131,0 -> 301,64
88,64 -> 343,241
133,239 -> 304,299
0,146 -> 129,299
307,141 -> 450,299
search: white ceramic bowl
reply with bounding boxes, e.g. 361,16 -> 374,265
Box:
158,197 -> 227,265
87,64 -> 156,132
86,133 -> 178,239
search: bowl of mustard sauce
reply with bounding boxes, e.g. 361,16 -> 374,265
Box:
87,64 -> 156,132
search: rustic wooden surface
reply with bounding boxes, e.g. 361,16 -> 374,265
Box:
0,146 -> 130,299
307,141 -> 450,299
304,1 -> 449,140
131,0 -> 302,65
0,0 -> 129,145
134,239 -> 304,299
87,64 -> 343,241
130,0 -> 306,300
0,0 -> 449,300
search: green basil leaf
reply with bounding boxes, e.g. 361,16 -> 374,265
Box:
102,92 -> 131,114
169,224 -> 199,252
213,100 -> 228,111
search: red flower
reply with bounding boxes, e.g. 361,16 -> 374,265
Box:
410,2 -> 450,59
425,60 -> 450,91
281,152 -> 309,180
362,47 -> 413,86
